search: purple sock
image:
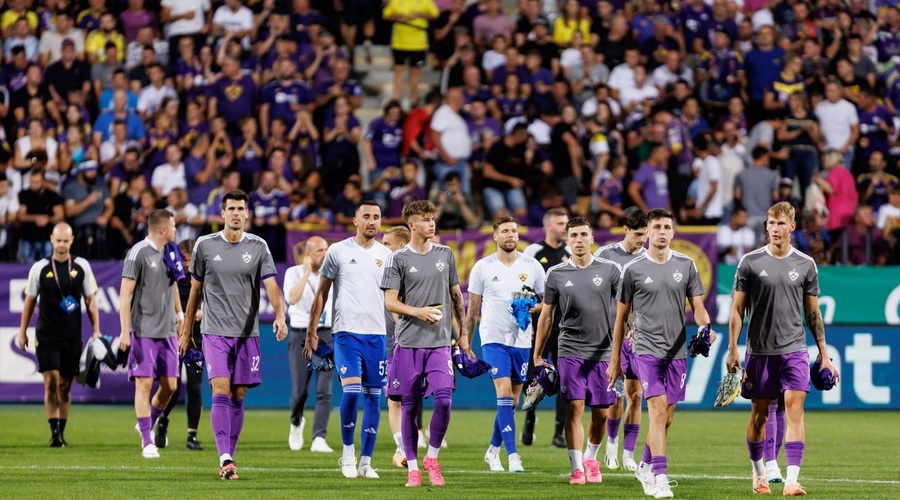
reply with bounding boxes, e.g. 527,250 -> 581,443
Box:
137,416 -> 152,447
650,455 -> 667,476
229,398 -> 244,457
150,404 -> 164,426
428,389 -> 452,450
401,397 -> 420,462
642,442 -> 652,463
607,417 -> 621,441
784,441 -> 804,467
747,438 -> 765,462
210,394 -> 232,457
623,424 -> 640,452
764,403 -> 777,461
775,410 -> 786,457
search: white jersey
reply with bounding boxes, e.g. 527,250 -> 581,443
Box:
319,237 -> 393,335
283,266 -> 333,330
468,252 -> 546,348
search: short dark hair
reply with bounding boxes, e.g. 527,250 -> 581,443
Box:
492,216 -> 517,232
623,208 -> 649,230
355,200 -> 381,213
566,216 -> 592,232
443,171 -> 461,183
148,209 -> 174,230
542,207 -> 568,227
751,145 -> 769,160
221,190 -> 249,209
647,208 -> 675,222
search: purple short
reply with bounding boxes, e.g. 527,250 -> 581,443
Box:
387,346 -> 455,398
202,335 -> 262,388
558,356 -> 616,408
634,355 -> 687,403
127,334 -> 178,381
621,338 -> 639,380
741,350 -> 810,400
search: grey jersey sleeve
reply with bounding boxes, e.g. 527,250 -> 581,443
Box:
189,239 -> 205,280
733,256 -> 751,293
686,260 -> 704,297
617,265 -> 635,304
448,249 -> 460,288
259,241 -> 277,279
381,252 -> 403,291
803,262 -> 819,296
543,269 -> 559,306
122,245 -> 142,280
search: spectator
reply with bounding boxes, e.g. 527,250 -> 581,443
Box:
549,104 -> 584,212
877,186 -> 900,232
250,170 -> 290,260
432,0 -> 467,64
211,0 -> 254,49
165,187 -> 202,243
151,143 -> 188,198
651,50 -> 694,92
764,53 -> 804,111
58,124 -> 97,177
778,92 -> 820,200
629,143 -> 672,212
77,0 -> 107,32
473,0 -> 512,49
639,16 -> 678,70
313,58 -> 362,117
553,0 -> 590,48
205,169 -> 240,231
717,205 -> 756,264
183,134 -> 217,209
591,157 -> 627,220
14,119 -> 58,174
845,34 -> 877,89
793,208 -> 833,265
331,180 -> 365,226
233,117 -> 264,192
466,97 -> 501,170
160,0 -> 210,66
259,58 -> 312,138
520,17 -> 559,74
62,160 -> 113,259
430,87 -> 472,191
691,132 -> 724,225
431,171 -> 480,230
130,188 -> 159,242
107,146 -> 142,197
734,146 -> 778,243
91,44 -> 123,101
1,0 -> 37,37
85,12 -> 125,65
93,90 -> 146,146
208,55 -> 258,133
0,171 -> 17,261
5,17 -> 39,61
120,0 -> 158,44
11,64 -> 58,126
363,100 -> 404,188
16,169 -> 63,262
681,97 -> 710,140
136,63 -> 177,120
45,39 -> 92,112
858,152 -> 900,213
109,172 -> 145,257
384,159 -> 427,224
854,87 -> 896,175
815,80 -> 859,170
815,149 -> 859,240
482,123 -> 531,220
321,95 -> 362,195
39,11 -> 85,67
743,25 -> 785,124
839,205 -> 888,265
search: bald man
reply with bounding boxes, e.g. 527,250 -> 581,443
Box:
285,236 -> 336,453
18,224 -> 102,447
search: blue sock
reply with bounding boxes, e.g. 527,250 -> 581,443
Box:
340,383 -> 362,447
497,397 -> 517,455
360,387 -> 381,458
490,414 -> 502,447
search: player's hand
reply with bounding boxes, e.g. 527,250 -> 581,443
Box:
416,307 -> 441,324
456,335 -> 475,360
92,330 -> 102,340
274,315 -> 288,341
817,354 -> 840,383
725,347 -> 741,373
303,333 -> 319,361
532,355 -> 545,368
178,333 -> 194,356
708,328 -> 717,344
176,319 -> 184,339
118,330 -> 131,351
17,331 -> 27,350
606,361 -> 623,390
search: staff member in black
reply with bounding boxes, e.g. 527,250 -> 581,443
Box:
17,223 -> 102,447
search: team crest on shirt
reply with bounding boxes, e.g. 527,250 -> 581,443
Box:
392,379 -> 400,389
672,270 -> 683,283
340,366 -> 347,375
435,260 -> 445,272
642,380 -> 649,390
70,270 -> 78,278
788,269 -> 799,281
375,259 -> 383,268
592,276 -> 602,286
560,385 -> 567,394
491,367 -> 498,375
518,274 -> 528,282
242,252 -> 252,264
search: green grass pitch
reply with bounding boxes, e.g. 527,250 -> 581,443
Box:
1,406 -> 898,499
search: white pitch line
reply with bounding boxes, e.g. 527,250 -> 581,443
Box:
1,465 -> 896,485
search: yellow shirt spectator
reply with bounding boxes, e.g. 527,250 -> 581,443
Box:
1,10 -> 38,33
552,17 -> 590,47
383,0 -> 439,52
85,29 -> 125,63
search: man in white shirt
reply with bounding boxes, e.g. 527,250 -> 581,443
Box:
876,187 -> 900,231
38,10 -> 85,67
815,80 -> 859,168
693,133 -> 724,224
618,65 -> 660,109
467,217 -> 545,474
151,144 -> 188,198
137,63 -> 178,120
161,0 -> 210,66
212,0 -> 255,49
651,51 -> 694,92
717,205 -> 757,264
429,88 -> 473,191
285,236 -> 336,454
607,47 -> 640,98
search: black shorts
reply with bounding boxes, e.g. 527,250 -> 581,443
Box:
37,341 -> 81,379
342,0 -> 377,26
392,49 -> 426,67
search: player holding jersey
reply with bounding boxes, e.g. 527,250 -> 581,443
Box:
467,216 -> 545,473
305,201 -> 393,479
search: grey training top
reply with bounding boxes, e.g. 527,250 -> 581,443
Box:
619,251 -> 705,360
733,246 -> 819,355
544,257 -> 621,361
122,238 -> 176,339
190,232 -> 278,337
735,166 -> 779,218
381,243 -> 460,349
594,241 -> 647,269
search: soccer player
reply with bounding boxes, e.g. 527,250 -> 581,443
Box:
533,217 -> 621,485
607,208 -> 714,499
593,209 -> 649,471
726,201 -> 837,496
18,223 -> 102,447
467,216 -> 545,473
381,226 -> 414,468
284,236 -> 335,453
304,201 -> 393,479
522,207 -> 570,448
382,200 -> 471,488
180,190 -> 288,480
118,210 -> 183,459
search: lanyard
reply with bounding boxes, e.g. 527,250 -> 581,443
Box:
51,257 -> 73,295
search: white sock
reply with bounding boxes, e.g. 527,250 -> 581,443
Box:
751,458 -> 766,476
426,445 -> 440,459
638,461 -> 649,475
568,449 -> 583,472
623,450 -> 635,460
487,445 -> 500,455
585,442 -> 601,460
786,465 -> 800,483
407,459 -> 419,471
509,452 -> 520,461
342,445 -> 355,458
219,453 -> 233,466
359,456 -> 371,467
393,432 -> 402,448
607,437 -> 618,447
656,473 -> 669,485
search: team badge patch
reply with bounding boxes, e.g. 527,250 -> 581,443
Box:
672,271 -> 683,283
392,379 -> 400,389
560,385 -> 567,394
70,270 -> 78,278
46,271 -> 54,278
592,276 -> 602,286
242,252 -> 252,264
491,367 -> 498,375
788,269 -> 799,281
375,259 -> 383,268
435,260 -> 445,272
340,366 -> 347,375
518,273 -> 527,282
642,380 -> 649,390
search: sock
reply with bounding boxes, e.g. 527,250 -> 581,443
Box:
58,419 -> 67,436
219,452 -> 233,466
651,455 -> 668,476
784,441 -> 804,483
487,445 -> 500,455
623,450 -> 635,460
401,397 -> 421,467
427,388 -> 452,457
359,456 -> 371,467
210,394 -> 232,457
48,418 -> 59,436
340,383 -> 362,447
585,442 -> 601,461
426,445 -> 440,459
229,398 -> 244,456
393,431 -> 402,449
407,459 -> 418,471
497,397 -> 516,455
568,449 -> 583,472
747,439 -> 766,476
775,409 -> 786,458
764,403 -> 777,462
188,431 -> 198,439
137,417 -> 152,447
150,404 -> 164,427
623,424 -> 640,452
642,442 -> 652,464
606,417 -> 621,441
490,414 -> 502,447
360,388 -> 381,460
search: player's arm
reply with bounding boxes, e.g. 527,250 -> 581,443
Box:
84,291 -> 102,340
17,294 -> 37,350
180,277 -> 203,355
803,294 -> 836,376
450,284 -> 471,356
607,300 -> 631,383
305,276 -> 332,338
726,290 -> 747,372
118,277 -> 136,349
174,284 -> 184,338
384,289 -> 440,323
532,299 -> 557,366
688,294 -> 712,332
263,276 -> 287,341
465,293 -> 482,349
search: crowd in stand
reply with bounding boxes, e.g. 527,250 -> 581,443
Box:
0,0 -> 897,265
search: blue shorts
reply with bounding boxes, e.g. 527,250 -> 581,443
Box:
333,332 -> 386,388
482,343 -> 530,383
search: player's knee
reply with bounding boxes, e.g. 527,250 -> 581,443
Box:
159,377 -> 178,395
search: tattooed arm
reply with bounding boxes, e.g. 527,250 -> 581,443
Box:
804,294 -> 837,376
465,293 -> 482,352
450,285 -> 472,357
